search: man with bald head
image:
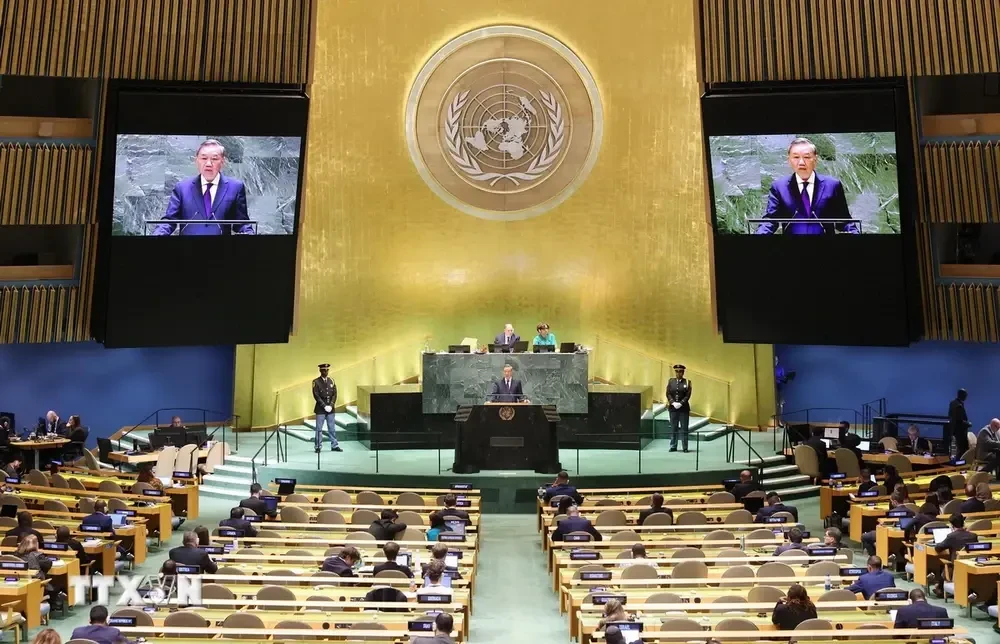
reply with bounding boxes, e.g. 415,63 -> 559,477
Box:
731,469 -> 762,502
977,418 -> 1000,475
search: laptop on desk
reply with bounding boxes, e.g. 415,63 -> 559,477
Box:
931,527 -> 952,545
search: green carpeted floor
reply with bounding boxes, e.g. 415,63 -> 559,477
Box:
33,495 -> 999,644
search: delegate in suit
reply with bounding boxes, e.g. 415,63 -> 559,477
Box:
489,364 -> 525,403
493,323 -> 520,352
893,589 -> 948,628
755,137 -> 859,236
152,139 -> 254,236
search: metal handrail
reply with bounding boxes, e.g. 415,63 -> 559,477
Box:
772,407 -> 862,453
118,408 -> 239,448
251,424 -> 286,484
726,427 -> 765,479
568,431 -> 687,474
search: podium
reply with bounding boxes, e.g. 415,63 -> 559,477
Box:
453,403 -> 561,474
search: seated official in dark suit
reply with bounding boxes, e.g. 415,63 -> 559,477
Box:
857,468 -> 878,495
373,541 -> 413,578
219,507 -> 258,537
44,410 -> 67,436
55,525 -> 88,565
638,493 -> 673,525
803,427 -> 832,477
933,514 -> 979,598
542,471 -> 584,504
754,493 -> 798,522
893,589 -> 948,628
411,611 -> 456,644
82,500 -> 114,532
847,556 -> 895,599
552,506 -> 602,542
168,531 -> 218,573
755,137 -> 859,236
321,546 -> 360,576
976,418 -> 1000,475
71,606 -> 130,644
440,494 -> 470,522
493,324 -> 520,352
368,509 -> 406,541
239,483 -> 278,519
488,364 -> 525,403
774,528 -> 806,556
731,470 -> 763,502
899,424 -> 933,453
6,511 -> 44,544
958,483 -> 987,514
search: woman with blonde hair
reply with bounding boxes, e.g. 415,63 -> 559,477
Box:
30,628 -> 59,644
597,598 -> 629,629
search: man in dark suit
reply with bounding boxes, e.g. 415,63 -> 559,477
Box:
804,427 -> 832,477
412,612 -> 456,644
958,483 -> 986,514
71,606 -> 130,644
900,424 -> 933,454
666,364 -> 692,452
976,418 -> 1000,475
948,388 -> 971,456
167,531 -> 218,573
774,527 -> 806,555
933,513 -> 979,597
312,362 -> 341,453
44,411 -> 67,436
82,500 -> 114,532
893,588 -> 948,628
731,470 -> 763,502
755,137 -> 859,235
847,555 -> 896,599
373,541 -> 413,578
754,492 -> 799,522
6,511 -> 43,544
638,493 -> 673,525
488,364 -> 525,403
239,483 -> 277,519
152,139 -> 253,236
542,471 -> 584,504
368,509 -> 406,541
493,324 -> 520,352
220,507 -> 258,537
551,506 -> 602,542
321,546 -> 360,576
440,494 -> 470,522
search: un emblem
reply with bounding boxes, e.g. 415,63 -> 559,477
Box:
498,406 -> 516,421
406,26 -> 603,221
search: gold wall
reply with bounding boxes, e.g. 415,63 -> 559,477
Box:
234,0 -> 774,428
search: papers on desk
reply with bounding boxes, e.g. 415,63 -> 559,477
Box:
931,527 -> 952,545
889,609 -> 897,623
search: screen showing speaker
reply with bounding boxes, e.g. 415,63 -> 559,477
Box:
702,83 -> 920,346
92,82 -> 309,347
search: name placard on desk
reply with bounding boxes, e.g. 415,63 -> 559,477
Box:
580,571 -> 612,581
570,551 -> 601,560
141,489 -> 164,497
450,483 -> 473,491
417,594 -> 451,604
966,542 -> 992,551
840,567 -> 865,576
438,533 -> 465,542
858,490 -> 879,498
591,594 -> 627,605
765,516 -> 786,523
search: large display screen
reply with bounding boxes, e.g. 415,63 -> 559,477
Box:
702,83 -> 920,346
710,132 -> 899,236
92,83 -> 308,347
112,135 -> 301,236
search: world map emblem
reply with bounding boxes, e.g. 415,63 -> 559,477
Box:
406,26 -> 603,221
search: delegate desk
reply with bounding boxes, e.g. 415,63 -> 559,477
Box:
10,437 -> 70,469
951,556 -> 1000,608
818,465 -> 968,518
588,630 -> 967,644
454,403 -> 560,473
909,523 -> 1000,587
785,447 -> 953,470
0,578 -> 44,629
109,448 -> 209,466
423,350 -> 588,413
50,471 -> 199,519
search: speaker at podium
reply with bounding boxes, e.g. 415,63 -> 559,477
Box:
453,404 -> 560,474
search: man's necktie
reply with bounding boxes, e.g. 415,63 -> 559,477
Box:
800,181 -> 811,215
204,183 -> 214,219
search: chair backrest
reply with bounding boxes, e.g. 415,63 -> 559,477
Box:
757,562 -> 795,578
609,530 -> 639,542
595,510 -> 627,526
793,444 -> 820,479
130,482 -> 153,494
200,441 -> 229,474
284,493 -> 311,504
594,499 -> 618,506
716,548 -> 745,559
796,618 -> 834,630
724,509 -> 752,524
0,494 -> 24,509
154,446 -> 178,478
201,583 -> 236,600
747,528 -> 777,540
713,594 -> 748,604
397,510 -> 424,526
164,610 -> 209,628
98,480 -> 123,494
806,561 -> 842,577
43,499 -> 69,513
779,548 -> 806,559
356,491 -> 384,505
256,585 -> 297,608
350,509 -> 379,525
67,477 -> 87,491
280,505 -> 310,524
50,473 -> 69,488
967,431 -> 978,449
401,527 -> 424,541
948,474 -> 967,490
222,611 -> 266,638
878,436 -> 898,451
670,547 -> 704,559
771,511 -> 795,522
886,453 -> 912,473
111,608 -> 154,626
670,560 -> 708,579
985,499 -> 1000,512
77,497 -> 96,514
818,588 -> 856,602
645,592 -> 683,604
67,639 -> 101,644
747,585 -> 785,603
395,492 -> 424,506
716,617 -> 759,631
703,529 -> 735,541
621,563 -> 659,580
921,520 -> 948,533
967,471 -> 992,487
834,448 -> 861,478
316,510 -> 346,525
941,500 -> 963,514
374,569 -> 409,579
968,518 -> 994,531
707,491 -> 735,504
642,512 -> 673,526
571,564 -> 607,580
720,565 -> 755,579
272,620 -> 313,638
322,489 -> 352,504
659,618 -> 703,631
174,444 -> 198,475
108,498 -> 128,512
26,469 -> 48,487
352,530 -> 378,541
217,566 -> 244,576
616,550 -> 633,560
675,511 -> 706,525
0,537 -> 18,548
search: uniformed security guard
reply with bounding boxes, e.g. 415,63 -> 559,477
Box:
666,364 -> 692,452
312,363 -> 341,453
